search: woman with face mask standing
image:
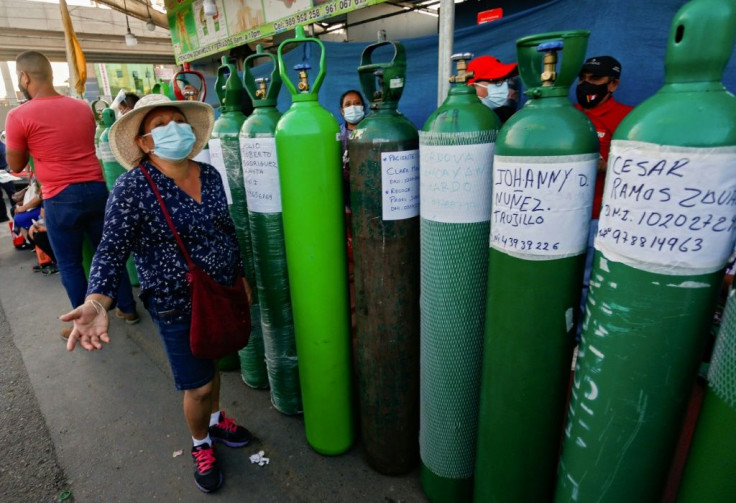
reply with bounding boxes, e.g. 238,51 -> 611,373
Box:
338,89 -> 366,209
60,94 -> 254,494
467,55 -> 522,123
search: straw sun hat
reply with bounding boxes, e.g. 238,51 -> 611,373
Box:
108,94 -> 214,170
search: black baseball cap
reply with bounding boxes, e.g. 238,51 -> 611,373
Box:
580,56 -> 622,79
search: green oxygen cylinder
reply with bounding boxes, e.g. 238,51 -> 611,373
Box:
349,35 -> 420,475
210,56 -> 265,379
419,53 -> 501,502
274,26 -> 354,455
556,1 -> 736,501
91,98 -> 109,151
677,287 -> 736,502
474,32 -> 598,503
240,45 -> 302,415
152,79 -> 175,100
97,108 -> 139,287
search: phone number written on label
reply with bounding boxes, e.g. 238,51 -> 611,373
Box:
491,233 -> 560,252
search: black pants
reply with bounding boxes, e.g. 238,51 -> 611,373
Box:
30,231 -> 56,263
0,181 -> 15,221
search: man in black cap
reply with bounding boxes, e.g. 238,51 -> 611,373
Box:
575,56 -> 633,219
575,55 -> 633,336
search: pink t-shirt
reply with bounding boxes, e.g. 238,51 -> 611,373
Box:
5,95 -> 105,199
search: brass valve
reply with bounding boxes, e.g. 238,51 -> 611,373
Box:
449,52 -> 474,84
297,69 -> 310,92
255,77 -> 270,99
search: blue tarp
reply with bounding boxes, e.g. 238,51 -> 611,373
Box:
248,0 -> 736,128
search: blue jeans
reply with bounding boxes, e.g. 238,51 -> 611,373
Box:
44,182 -> 136,312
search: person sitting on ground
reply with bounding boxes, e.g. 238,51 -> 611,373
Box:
0,131 -> 17,223
11,174 -> 42,249
28,210 -> 58,275
60,94 -> 254,494
467,55 -> 522,123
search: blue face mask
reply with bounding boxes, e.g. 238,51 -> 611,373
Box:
477,81 -> 510,109
147,121 -> 196,161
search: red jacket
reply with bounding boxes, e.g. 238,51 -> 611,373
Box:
576,97 -> 633,219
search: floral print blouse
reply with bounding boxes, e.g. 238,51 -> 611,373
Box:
87,161 -> 244,314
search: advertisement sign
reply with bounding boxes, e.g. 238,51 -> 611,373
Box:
166,0 -> 391,64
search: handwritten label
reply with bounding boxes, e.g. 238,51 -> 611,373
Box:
381,149 -> 419,220
595,141 -> 736,275
240,137 -> 282,213
420,142 -> 495,223
490,154 -> 597,259
96,141 -> 116,163
207,139 -> 232,205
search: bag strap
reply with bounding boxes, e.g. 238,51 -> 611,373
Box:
138,163 -> 194,268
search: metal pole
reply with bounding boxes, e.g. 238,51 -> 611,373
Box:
437,0 -> 454,106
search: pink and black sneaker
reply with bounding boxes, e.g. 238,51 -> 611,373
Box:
191,443 -> 222,493
209,411 -> 253,448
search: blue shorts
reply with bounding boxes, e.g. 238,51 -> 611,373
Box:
147,305 -> 215,391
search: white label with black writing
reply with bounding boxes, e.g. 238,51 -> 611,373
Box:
240,137 -> 282,213
207,139 -> 232,205
595,141 -> 736,275
420,143 -> 495,223
490,154 -> 598,259
382,149 -> 419,220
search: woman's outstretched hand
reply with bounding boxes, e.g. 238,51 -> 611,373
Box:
60,299 -> 111,351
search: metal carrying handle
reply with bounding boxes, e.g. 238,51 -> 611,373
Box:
171,63 -> 207,101
277,26 -> 326,101
243,44 -> 282,106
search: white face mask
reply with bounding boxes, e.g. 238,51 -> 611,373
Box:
476,81 -> 510,109
343,105 -> 365,124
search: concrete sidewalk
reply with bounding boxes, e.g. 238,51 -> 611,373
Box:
0,223 -> 426,502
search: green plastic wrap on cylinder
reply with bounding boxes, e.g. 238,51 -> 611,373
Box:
556,1 -> 736,501
210,56 -> 268,387
241,46 -> 301,415
274,27 -> 353,454
474,32 -> 599,503
676,287 -> 736,502
419,57 -> 501,502
97,108 -> 139,287
350,38 -> 420,475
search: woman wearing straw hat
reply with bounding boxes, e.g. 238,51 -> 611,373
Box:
60,94 -> 253,493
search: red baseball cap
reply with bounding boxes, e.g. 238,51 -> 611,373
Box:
467,56 -> 519,84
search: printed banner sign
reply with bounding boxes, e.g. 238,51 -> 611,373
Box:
166,0 -> 391,64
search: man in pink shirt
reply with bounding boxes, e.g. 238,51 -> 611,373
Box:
5,51 -> 138,336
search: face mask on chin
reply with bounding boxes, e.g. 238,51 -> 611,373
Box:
576,81 -> 610,109
147,121 -> 197,161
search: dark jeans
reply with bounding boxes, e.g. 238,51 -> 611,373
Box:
44,182 -> 136,312
0,180 -> 15,221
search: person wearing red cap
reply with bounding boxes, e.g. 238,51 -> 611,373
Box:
574,55 -> 633,337
467,55 -> 521,123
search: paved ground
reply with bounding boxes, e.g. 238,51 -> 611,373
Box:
0,222 -> 427,502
